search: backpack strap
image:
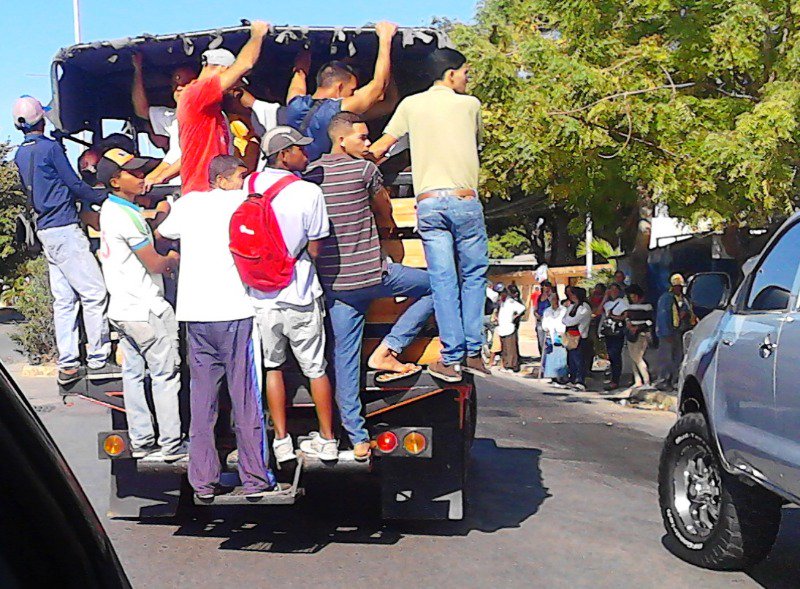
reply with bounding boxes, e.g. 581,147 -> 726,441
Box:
299,99 -> 328,135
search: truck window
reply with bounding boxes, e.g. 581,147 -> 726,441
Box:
746,222 -> 800,311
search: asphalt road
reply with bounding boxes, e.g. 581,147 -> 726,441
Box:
19,370 -> 800,589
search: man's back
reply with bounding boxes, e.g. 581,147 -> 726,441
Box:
304,154 -> 383,291
14,134 -> 84,230
247,169 -> 330,308
384,86 -> 482,195
279,96 -> 342,163
177,77 -> 230,194
157,188 -> 252,322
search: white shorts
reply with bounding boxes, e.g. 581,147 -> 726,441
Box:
255,298 -> 327,379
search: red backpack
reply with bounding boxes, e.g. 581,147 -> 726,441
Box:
229,172 -> 299,291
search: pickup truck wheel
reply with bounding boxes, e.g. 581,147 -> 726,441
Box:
658,412 -> 782,570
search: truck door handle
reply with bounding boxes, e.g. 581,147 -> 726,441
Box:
722,339 -> 734,346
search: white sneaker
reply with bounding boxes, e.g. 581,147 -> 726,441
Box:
299,431 -> 339,461
272,435 -> 296,463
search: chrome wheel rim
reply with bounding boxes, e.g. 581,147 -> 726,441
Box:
672,445 -> 722,540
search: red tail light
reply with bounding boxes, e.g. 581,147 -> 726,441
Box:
376,431 -> 399,453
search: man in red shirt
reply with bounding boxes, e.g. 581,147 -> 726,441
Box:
177,20 -> 270,194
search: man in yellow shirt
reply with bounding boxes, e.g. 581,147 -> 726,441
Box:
371,49 -> 489,382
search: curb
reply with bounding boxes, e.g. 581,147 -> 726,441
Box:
19,364 -> 58,378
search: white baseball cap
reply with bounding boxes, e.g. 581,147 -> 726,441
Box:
202,48 -> 236,67
12,95 -> 50,130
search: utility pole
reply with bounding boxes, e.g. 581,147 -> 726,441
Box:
585,213 -> 593,279
73,0 -> 82,44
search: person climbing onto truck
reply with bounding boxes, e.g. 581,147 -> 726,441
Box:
131,53 -> 197,189
12,95 -> 118,386
177,20 -> 270,194
305,112 -> 434,461
370,48 -> 490,382
281,21 -> 398,162
244,126 -> 338,463
156,155 -> 282,499
95,148 -> 185,462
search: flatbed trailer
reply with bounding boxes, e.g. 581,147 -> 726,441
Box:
53,24 -> 478,521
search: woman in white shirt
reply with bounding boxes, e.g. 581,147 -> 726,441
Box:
600,283 -> 629,391
562,286 -> 592,390
541,293 -> 568,381
497,285 -> 527,372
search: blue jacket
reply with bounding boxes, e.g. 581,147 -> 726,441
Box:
13,133 -> 104,231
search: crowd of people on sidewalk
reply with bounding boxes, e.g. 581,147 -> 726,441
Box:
530,271 -> 696,393
12,20 -> 492,500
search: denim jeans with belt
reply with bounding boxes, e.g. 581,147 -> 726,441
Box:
37,224 -> 110,369
326,263 -> 433,444
416,195 -> 489,366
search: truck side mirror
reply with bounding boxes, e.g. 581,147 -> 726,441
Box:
686,272 -> 731,318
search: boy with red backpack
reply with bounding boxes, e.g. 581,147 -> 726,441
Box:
231,127 -> 337,462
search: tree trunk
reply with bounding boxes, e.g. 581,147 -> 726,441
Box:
548,210 -> 578,266
626,184 -> 653,287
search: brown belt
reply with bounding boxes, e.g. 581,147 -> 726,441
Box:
416,188 -> 478,202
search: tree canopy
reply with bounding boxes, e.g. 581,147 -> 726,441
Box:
451,0 -> 800,250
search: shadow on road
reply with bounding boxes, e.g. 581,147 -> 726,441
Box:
659,507 -> 800,589
163,437 -> 549,553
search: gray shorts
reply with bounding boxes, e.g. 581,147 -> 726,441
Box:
256,298 -> 327,379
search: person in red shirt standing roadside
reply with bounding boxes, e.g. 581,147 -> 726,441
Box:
177,20 -> 270,194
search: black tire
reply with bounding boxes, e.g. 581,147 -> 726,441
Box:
658,412 -> 782,570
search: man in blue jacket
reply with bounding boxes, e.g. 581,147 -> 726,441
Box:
12,96 -> 117,385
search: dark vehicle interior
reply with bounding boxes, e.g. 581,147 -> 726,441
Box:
0,363 -> 129,588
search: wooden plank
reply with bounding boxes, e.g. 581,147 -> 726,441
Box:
382,239 -> 427,268
390,197 -> 417,228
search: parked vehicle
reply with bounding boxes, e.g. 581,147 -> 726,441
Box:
658,211 -> 800,570
51,24 -> 476,522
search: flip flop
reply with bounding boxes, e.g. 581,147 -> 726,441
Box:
374,364 -> 423,384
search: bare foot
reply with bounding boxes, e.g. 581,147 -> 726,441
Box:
368,344 -> 412,373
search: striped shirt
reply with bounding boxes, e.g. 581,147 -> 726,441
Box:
304,154 -> 384,291
627,302 -> 654,330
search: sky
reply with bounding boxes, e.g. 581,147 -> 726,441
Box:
1,0 -> 476,143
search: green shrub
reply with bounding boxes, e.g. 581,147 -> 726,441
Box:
8,257 -> 56,365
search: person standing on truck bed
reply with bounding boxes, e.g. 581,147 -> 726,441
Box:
245,127 -> 338,463
94,148 -> 186,462
304,112 -> 434,461
131,53 -> 197,189
177,20 -> 270,194
370,49 -> 490,383
281,21 -> 398,163
11,96 -> 119,386
156,155 -> 283,499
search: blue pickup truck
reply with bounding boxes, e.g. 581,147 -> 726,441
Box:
658,211 -> 800,570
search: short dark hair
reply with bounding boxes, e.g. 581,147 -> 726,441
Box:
208,155 -> 245,187
626,284 -> 644,298
426,48 -> 467,81
327,111 -> 365,142
541,280 -> 553,288
316,61 -> 358,89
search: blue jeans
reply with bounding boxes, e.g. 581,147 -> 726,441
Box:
326,263 -> 433,444
567,338 -> 589,385
37,224 -> 110,369
605,334 -> 625,384
417,195 -> 488,365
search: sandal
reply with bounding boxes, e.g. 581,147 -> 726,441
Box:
374,364 -> 423,384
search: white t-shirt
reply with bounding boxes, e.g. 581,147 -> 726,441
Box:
603,297 -> 629,317
496,297 -> 526,337
563,302 -> 593,338
541,305 -> 567,341
149,106 -> 181,185
250,100 -> 280,171
246,169 -> 330,309
99,195 -> 171,322
157,188 -> 254,322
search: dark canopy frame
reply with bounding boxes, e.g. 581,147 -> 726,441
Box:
49,23 -> 453,137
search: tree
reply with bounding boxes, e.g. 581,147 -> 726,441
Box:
451,0 -> 800,270
0,141 -> 27,278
